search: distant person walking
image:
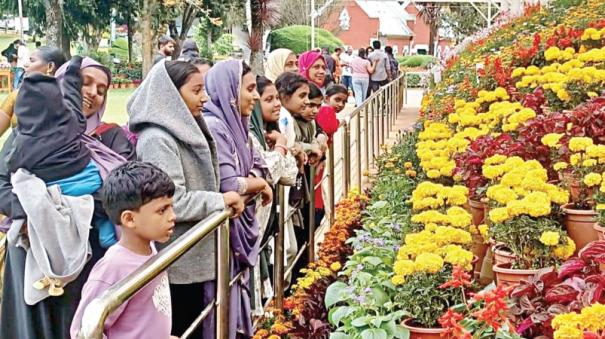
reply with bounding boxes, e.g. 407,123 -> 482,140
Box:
153,35 -> 176,65
339,47 -> 353,92
368,41 -> 391,94
351,48 -> 376,107
331,47 -> 343,84
385,46 -> 400,80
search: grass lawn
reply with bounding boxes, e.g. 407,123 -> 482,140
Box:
0,88 -> 134,147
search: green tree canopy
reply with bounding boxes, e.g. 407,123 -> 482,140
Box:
269,25 -> 343,54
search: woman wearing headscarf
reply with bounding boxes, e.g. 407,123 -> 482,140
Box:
249,76 -> 298,315
0,46 -> 66,137
0,56 -> 128,339
264,48 -> 298,82
128,60 -> 246,338
203,59 -> 272,339
55,57 -> 136,161
298,50 -> 331,93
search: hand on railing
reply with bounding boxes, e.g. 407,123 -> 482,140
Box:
223,191 -> 245,218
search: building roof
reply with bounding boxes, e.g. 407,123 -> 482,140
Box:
355,0 -> 415,37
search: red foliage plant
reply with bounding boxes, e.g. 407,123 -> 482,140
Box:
545,25 -> 584,50
508,240 -> 605,338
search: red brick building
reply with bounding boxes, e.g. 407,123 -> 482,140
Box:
323,0 -> 453,56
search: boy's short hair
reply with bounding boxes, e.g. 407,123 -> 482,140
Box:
102,161 -> 175,225
157,35 -> 176,49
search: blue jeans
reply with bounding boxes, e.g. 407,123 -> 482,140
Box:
352,77 -> 369,107
341,75 -> 352,91
12,67 -> 24,90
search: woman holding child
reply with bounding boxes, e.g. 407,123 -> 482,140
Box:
0,55 -> 129,339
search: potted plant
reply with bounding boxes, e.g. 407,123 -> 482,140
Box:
542,134 -> 603,251
508,240 -> 605,338
482,155 -> 574,285
438,267 -> 521,338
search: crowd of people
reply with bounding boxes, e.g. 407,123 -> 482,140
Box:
0,36 -> 397,339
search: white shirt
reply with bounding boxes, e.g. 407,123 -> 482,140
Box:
17,45 -> 29,69
340,53 -> 353,77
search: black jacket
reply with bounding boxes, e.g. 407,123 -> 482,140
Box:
7,56 -> 91,182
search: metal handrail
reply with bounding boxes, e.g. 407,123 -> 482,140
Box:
78,209 -> 232,339
71,72 -> 408,339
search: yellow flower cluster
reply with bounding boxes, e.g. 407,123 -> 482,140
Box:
411,181 -> 468,211
552,303 -> 605,339
581,27 -> 605,41
411,207 -> 473,228
416,122 -> 458,179
541,133 -> 564,148
539,231 -> 560,246
483,156 -> 569,223
544,46 -> 576,62
553,236 -> 576,260
449,91 -> 534,133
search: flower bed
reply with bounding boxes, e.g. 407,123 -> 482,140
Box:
253,190 -> 367,339
324,0 -> 605,338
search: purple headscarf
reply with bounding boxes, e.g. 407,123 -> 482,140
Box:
55,57 -> 112,133
203,59 -> 252,173
203,59 -> 261,337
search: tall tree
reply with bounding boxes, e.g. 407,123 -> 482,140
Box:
248,0 -> 279,74
417,2 -> 443,56
141,0 -> 158,76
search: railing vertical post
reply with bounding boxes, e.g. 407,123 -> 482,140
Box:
328,145 -> 335,225
356,110 -> 362,190
387,86 -> 392,135
343,121 -> 351,196
216,220 -> 230,339
308,166 -> 316,263
380,92 -> 386,147
274,185 -> 285,310
364,106 -> 369,172
372,98 -> 378,162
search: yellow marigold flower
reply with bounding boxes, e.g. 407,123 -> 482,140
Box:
544,46 -> 561,61
489,207 -> 510,223
330,262 -> 342,272
569,137 -> 594,152
583,159 -> 597,167
404,162 -> 413,169
539,231 -> 560,246
579,303 -> 605,332
554,237 -> 576,260
541,133 -> 563,148
597,204 -> 605,210
570,153 -> 582,166
584,172 -> 602,187
551,312 -> 582,330
478,224 -> 489,239
553,162 -> 568,171
443,245 -> 474,269
414,253 -> 444,274
394,259 -> 415,277
406,170 -> 417,177
391,275 -> 405,286
484,154 -> 507,165
553,326 -> 583,339
427,169 -> 440,179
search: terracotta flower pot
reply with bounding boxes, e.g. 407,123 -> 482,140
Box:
562,203 -> 599,253
492,263 -> 540,288
468,198 -> 487,226
594,223 -> 605,240
401,319 -> 445,339
471,235 -> 488,274
492,244 -> 516,266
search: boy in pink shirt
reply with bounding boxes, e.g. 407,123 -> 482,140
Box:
71,161 -> 177,339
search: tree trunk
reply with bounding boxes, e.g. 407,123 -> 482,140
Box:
142,0 -> 157,78
168,21 -> 181,57
249,0 -> 264,75
127,14 -> 133,63
44,0 -> 64,51
429,24 -> 437,56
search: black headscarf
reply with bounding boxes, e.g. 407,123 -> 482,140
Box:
8,56 -> 91,181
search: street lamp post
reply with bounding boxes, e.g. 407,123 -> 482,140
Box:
17,0 -> 24,40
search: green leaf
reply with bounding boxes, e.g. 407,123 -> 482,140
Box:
329,306 -> 356,326
352,316 -> 370,327
330,332 -> 351,339
370,201 -> 388,209
392,325 -> 410,339
325,281 -> 348,308
363,256 -> 384,266
371,316 -> 383,328
360,328 -> 388,339
371,287 -> 389,306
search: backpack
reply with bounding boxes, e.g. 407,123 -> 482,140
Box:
389,56 -> 400,79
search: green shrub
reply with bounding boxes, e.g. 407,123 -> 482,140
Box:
109,37 -> 129,61
405,74 -> 422,88
269,25 -> 344,54
213,34 -> 234,57
396,55 -> 437,68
